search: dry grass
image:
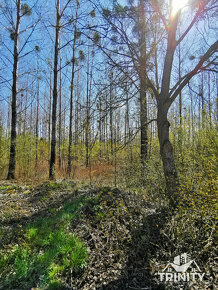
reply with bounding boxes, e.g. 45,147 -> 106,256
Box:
0,160 -> 115,185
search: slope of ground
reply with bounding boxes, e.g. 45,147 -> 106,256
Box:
0,181 -> 216,289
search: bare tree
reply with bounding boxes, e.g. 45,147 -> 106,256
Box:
7,0 -> 33,179
49,0 -> 61,179
67,1 -> 79,175
35,46 -> 40,172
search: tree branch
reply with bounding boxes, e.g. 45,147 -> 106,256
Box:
169,40 -> 218,106
177,0 -> 210,46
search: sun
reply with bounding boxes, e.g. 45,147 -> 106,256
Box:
171,0 -> 189,15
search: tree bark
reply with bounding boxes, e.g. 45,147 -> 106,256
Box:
99,96 -> 102,157
157,13 -> 179,206
67,3 -> 78,175
157,100 -> 179,206
7,0 -> 21,180
85,48 -> 90,168
140,76 -> 148,163
58,52 -> 62,169
139,0 -> 148,164
48,69 -> 52,156
109,72 -> 114,157
49,0 -> 60,180
35,53 -> 39,173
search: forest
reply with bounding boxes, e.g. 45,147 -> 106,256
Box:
0,0 -> 217,289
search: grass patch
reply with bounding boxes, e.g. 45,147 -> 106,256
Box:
0,185 -> 20,193
0,195 -> 92,289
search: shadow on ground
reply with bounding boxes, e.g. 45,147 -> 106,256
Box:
100,208 -> 170,290
0,184 -> 79,246
0,184 -> 172,289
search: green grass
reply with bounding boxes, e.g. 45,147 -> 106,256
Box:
0,185 -> 19,191
0,195 -> 93,289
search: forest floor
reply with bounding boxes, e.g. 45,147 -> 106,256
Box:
0,180 -> 216,290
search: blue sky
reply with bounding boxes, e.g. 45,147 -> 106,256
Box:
0,0 -> 217,130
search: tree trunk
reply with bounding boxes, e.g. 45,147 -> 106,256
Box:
49,0 -> 60,180
99,96 -> 102,157
125,88 -> 129,144
67,4 -> 78,175
7,0 -> 21,180
74,68 -> 80,160
140,77 -> 148,163
109,72 -> 113,158
67,57 -> 75,175
139,0 -> 148,164
35,54 -> 39,173
85,49 -> 90,168
85,47 -> 94,168
58,52 -> 62,169
156,11 -> 179,206
157,101 -> 179,207
48,69 -> 52,156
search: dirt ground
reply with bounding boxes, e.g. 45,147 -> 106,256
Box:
0,180 -> 216,289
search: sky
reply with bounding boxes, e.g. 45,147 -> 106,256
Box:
0,0 -> 217,130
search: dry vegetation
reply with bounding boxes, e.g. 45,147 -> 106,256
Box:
0,178 -> 217,289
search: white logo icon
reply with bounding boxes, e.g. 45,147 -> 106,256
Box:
157,253 -> 205,283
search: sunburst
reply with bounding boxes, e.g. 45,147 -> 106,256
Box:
171,0 -> 189,15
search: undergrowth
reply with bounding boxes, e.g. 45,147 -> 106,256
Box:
0,196 -> 90,289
